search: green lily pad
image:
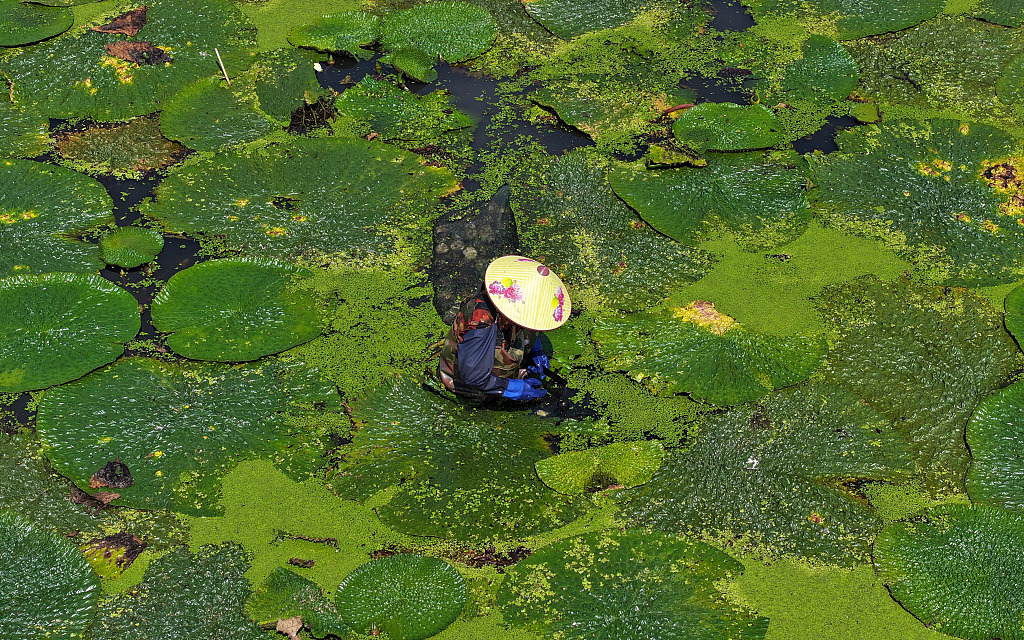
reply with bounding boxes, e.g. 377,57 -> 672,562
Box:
519,150 -> 711,311
0,511 -> 100,640
817,277 -> 1020,492
89,545 -> 265,640
0,0 -> 72,46
781,35 -> 859,101
593,302 -> 825,405
382,47 -> 439,83
381,1 -> 496,63
875,504 -> 1024,640
672,103 -> 784,153
814,119 -> 1024,285
99,226 -> 164,268
497,529 -> 769,639
0,158 -> 113,276
609,151 -> 810,248
142,135 -> 458,258
333,76 -> 472,142
288,11 -> 380,58
335,554 -> 465,640
159,77 -> 277,152
2,0 -> 257,122
1006,284 -> 1024,342
36,357 -> 341,515
522,0 -> 663,40
966,380 -> 1024,509
622,384 -> 914,563
970,0 -> 1024,27
997,52 -> 1024,106
0,273 -> 139,393
744,0 -> 943,40
0,100 -> 49,158
247,567 -> 348,639
333,378 -> 584,542
54,116 -> 185,178
151,257 -> 321,362
534,441 -> 665,495
244,47 -> 326,122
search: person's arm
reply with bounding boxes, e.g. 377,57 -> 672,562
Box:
457,323 -> 509,395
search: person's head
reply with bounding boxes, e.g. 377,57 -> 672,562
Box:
484,256 -> 571,331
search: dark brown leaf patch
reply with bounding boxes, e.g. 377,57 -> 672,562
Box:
92,6 -> 148,37
82,532 -> 146,570
105,41 -> 172,66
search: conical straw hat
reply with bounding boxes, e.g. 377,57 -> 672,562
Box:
484,256 -> 571,331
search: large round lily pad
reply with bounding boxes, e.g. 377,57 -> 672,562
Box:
744,0 -> 943,40
781,35 -> 859,101
966,380 -> 1024,510
497,529 -> 769,640
142,135 -> 458,258
335,554 -> 465,640
0,511 -> 100,640
534,441 -> 664,495
159,77 -> 277,152
151,257 -> 322,362
1,0 -> 257,122
0,0 -> 72,46
875,504 -> 1024,640
333,76 -> 472,142
99,226 -> 164,268
0,273 -> 139,393
593,302 -> 826,405
672,103 -> 784,153
380,1 -> 496,63
0,159 -> 113,276
609,151 -> 810,248
815,119 -> 1024,285
288,11 -> 381,58
36,357 -> 341,515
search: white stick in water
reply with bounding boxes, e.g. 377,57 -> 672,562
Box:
215,47 -> 231,86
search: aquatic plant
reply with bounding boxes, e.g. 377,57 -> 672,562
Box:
1,0 -> 258,121
0,510 -> 99,640
817,277 -> 1021,491
622,383 -> 914,563
143,135 -> 458,258
875,504 -> 1024,640
36,357 -> 341,515
333,76 -> 472,143
99,226 -> 164,268
594,302 -> 825,405
242,47 -> 325,121
89,545 -> 265,640
780,35 -> 859,101
159,77 -> 277,151
535,441 -> 664,495
0,273 -> 139,392
288,11 -> 381,58
968,0 -> 1024,27
0,100 -> 48,158
0,158 -> 113,275
151,257 -> 321,362
743,0 -> 943,40
0,0 -> 71,46
335,554 -> 466,640
335,378 -> 584,542
966,380 -> 1024,510
672,103 -> 784,153
521,0 -> 664,39
497,529 -> 769,640
54,116 -> 185,179
610,151 -> 810,249
247,567 -> 348,639
380,1 -> 496,81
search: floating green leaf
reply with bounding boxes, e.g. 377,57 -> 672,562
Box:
497,529 -> 769,639
2,0 -> 257,122
143,135 -> 458,258
0,158 -> 112,276
381,1 -> 497,63
334,378 -> 584,542
244,47 -> 325,122
0,511 -> 99,640
1006,284 -> 1024,342
0,273 -> 139,393
672,103 -> 784,153
997,52 -> 1024,106
966,380 -> 1024,510
781,35 -> 859,101
383,47 -> 438,83
151,257 -> 321,362
99,226 -> 164,268
970,0 -> 1024,27
593,303 -> 825,405
54,116 -> 185,178
0,0 -> 72,46
37,357 -> 341,515
335,554 -> 465,640
247,567 -> 348,639
535,441 -> 664,495
520,150 -> 711,311
0,100 -> 49,158
817,277 -> 1020,491
522,0 -> 663,40
288,11 -> 380,58
609,151 -> 809,248
875,504 -> 1024,640
334,76 -> 472,142
743,0 -> 943,40
159,77 -> 277,152
814,119 -> 1024,285
623,384 -> 913,563
89,545 -> 265,640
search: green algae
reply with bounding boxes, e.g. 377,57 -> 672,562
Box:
724,558 -> 949,640
864,479 -> 936,526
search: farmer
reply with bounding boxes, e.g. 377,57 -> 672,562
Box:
437,255 -> 571,401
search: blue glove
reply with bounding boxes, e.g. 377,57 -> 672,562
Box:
526,338 -> 550,380
502,378 -> 548,401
